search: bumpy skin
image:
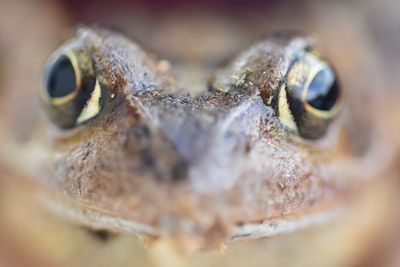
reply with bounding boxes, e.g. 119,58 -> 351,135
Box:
30,26 -> 393,248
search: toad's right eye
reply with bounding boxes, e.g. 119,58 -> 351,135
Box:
41,40 -> 103,129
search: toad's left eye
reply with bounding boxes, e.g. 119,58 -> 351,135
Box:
41,40 -> 103,129
276,51 -> 341,139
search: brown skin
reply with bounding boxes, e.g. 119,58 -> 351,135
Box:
0,1 -> 399,266
17,26 -> 393,250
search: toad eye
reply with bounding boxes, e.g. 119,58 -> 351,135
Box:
276,51 -> 341,139
46,54 -> 77,98
41,40 -> 103,129
304,66 -> 339,111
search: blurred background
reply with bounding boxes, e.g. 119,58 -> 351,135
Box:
0,0 -> 399,266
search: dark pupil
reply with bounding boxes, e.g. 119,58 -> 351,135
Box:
46,55 -> 76,98
305,67 -> 339,111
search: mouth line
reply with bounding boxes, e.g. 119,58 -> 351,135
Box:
230,207 -> 344,241
39,193 -> 344,244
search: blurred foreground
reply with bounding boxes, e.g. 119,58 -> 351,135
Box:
0,0 -> 400,266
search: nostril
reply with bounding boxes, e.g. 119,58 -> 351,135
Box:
123,124 -> 151,144
122,124 -> 154,167
170,160 -> 188,182
121,124 -> 188,182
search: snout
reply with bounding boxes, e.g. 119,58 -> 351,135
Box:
133,90 -> 274,191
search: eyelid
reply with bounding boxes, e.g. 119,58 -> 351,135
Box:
76,79 -> 102,124
277,83 -> 299,133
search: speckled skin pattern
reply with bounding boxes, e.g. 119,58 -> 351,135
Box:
1,0 -> 400,265
0,24 -> 389,253
17,26 -> 391,250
